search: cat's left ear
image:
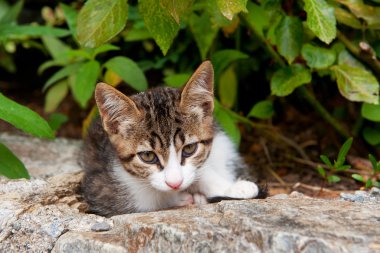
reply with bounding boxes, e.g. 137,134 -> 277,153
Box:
180,61 -> 214,117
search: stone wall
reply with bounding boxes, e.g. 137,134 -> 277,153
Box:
1,134 -> 379,252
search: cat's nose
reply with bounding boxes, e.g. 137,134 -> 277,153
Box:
165,179 -> 183,190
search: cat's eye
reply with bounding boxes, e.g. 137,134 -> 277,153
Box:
182,143 -> 198,158
138,151 -> 158,164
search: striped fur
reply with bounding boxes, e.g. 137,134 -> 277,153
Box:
81,61 -> 260,216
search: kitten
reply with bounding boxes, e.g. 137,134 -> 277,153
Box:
81,61 -> 262,217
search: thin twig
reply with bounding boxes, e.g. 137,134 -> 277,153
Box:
240,14 -> 351,140
298,87 -> 351,138
337,30 -> 380,77
259,138 -> 290,188
228,109 -> 310,160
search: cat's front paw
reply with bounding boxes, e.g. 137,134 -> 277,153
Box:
224,180 -> 259,199
193,193 -> 207,205
173,192 -> 194,207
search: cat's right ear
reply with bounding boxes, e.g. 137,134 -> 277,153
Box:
95,83 -> 140,134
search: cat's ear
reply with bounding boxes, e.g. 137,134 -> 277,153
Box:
180,61 -> 214,117
95,83 -> 140,134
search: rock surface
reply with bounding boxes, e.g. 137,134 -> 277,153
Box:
0,133 -> 82,178
1,134 -> 379,253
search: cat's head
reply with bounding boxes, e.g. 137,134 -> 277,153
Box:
95,61 -> 215,192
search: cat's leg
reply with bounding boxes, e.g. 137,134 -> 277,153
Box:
196,132 -> 259,199
166,192 -> 207,207
197,167 -> 259,199
167,191 -> 194,207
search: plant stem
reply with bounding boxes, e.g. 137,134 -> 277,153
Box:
337,30 -> 380,77
227,109 -> 310,160
241,14 -> 350,139
297,87 -> 351,138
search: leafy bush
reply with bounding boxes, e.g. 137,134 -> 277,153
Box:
1,0 -> 380,185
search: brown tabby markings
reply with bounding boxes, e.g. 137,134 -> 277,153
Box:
94,85 -> 215,179
82,61 -> 216,216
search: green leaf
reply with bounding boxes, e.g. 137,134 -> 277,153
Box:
104,56 -> 148,91
43,62 -> 83,91
217,0 -> 248,20
139,0 -> 180,55
303,0 -> 336,44
368,154 -> 378,171
44,81 -> 69,113
361,103 -> 380,122
48,113 -> 68,132
77,0 -> 128,48
243,2 -> 270,39
338,50 -> 366,69
72,61 -> 100,108
365,179 -> 373,188
0,93 -> 54,138
336,165 -> 351,171
363,127 -> 380,146
189,12 -> 219,60
60,3 -> 78,38
211,50 -> 248,85
0,25 -> 70,38
270,64 -> 312,96
317,166 -> 326,177
159,0 -> 194,24
92,44 -> 120,57
275,16 -> 303,64
335,0 -> 380,28
320,155 -> 332,167
164,73 -> 191,88
248,100 -> 274,119
0,0 -> 10,21
41,36 -> 71,63
38,60 -> 63,75
301,44 -> 336,69
124,27 -> 152,42
0,0 -> 23,25
331,65 -> 379,104
214,105 -> 241,146
352,173 -> 364,182
336,137 -> 353,167
327,175 -> 341,183
218,66 -> 237,109
373,181 -> 380,188
0,142 -> 29,179
334,7 -> 362,29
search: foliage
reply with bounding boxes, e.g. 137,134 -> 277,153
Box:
317,138 -> 353,184
352,154 -> 380,188
1,0 -> 380,182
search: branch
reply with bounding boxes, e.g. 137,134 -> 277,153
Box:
337,30 -> 380,77
240,14 -> 350,139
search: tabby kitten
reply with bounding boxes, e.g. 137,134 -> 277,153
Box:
81,61 -> 260,217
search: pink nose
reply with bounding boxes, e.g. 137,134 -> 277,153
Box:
165,179 -> 183,189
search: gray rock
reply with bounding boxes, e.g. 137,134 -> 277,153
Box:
0,133 -> 82,178
91,222 -> 112,232
268,193 -> 289,199
1,134 -> 379,252
369,187 -> 380,196
341,188 -> 380,204
52,198 -> 380,253
0,172 -> 112,252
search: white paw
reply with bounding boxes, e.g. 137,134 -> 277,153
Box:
174,192 -> 194,207
193,193 -> 208,205
224,180 -> 259,199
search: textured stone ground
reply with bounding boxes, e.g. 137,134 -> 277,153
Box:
1,134 -> 379,253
